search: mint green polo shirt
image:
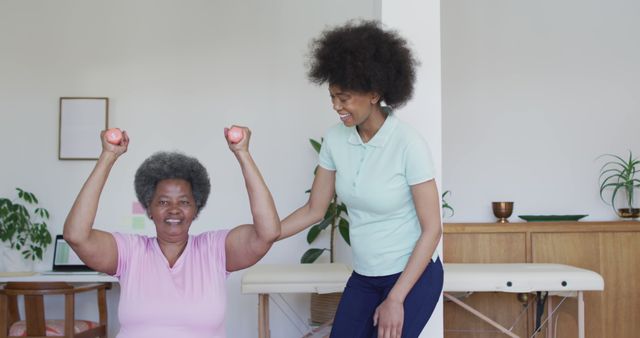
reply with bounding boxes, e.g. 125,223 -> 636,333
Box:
319,114 -> 439,276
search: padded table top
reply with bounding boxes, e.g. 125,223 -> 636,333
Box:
241,263 -> 604,294
242,263 -> 352,294
444,263 -> 604,293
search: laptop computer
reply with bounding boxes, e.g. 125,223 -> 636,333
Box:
41,234 -> 99,274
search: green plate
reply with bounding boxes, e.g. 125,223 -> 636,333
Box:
518,215 -> 588,222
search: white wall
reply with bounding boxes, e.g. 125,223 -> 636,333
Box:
442,0 -> 640,222
0,1 -> 378,337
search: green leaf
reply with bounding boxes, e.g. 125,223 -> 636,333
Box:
309,139 -> 322,154
318,217 -> 332,231
27,192 -> 38,204
301,248 -> 327,263
443,204 -> 454,217
325,201 -> 339,218
34,208 -> 50,219
441,190 -> 454,217
338,219 -> 350,245
306,223 -> 323,244
307,218 -> 332,243
44,230 -> 52,244
337,203 -> 348,215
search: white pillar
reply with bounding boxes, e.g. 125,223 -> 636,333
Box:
379,1 -> 443,337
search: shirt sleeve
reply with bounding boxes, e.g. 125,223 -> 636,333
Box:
405,137 -> 436,185
318,133 -> 336,171
112,232 -> 134,278
204,230 -> 230,277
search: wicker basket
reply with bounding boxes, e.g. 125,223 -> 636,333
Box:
310,292 -> 343,325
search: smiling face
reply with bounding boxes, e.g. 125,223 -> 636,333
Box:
329,84 -> 382,128
147,178 -> 197,243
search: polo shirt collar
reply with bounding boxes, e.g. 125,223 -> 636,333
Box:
348,113 -> 398,147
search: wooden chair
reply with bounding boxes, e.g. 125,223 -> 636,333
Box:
0,282 -> 111,338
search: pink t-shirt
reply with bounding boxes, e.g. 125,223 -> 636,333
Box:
112,230 -> 229,338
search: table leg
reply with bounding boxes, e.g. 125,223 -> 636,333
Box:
444,293 -> 520,338
258,294 -> 270,338
578,292 -> 584,338
0,293 -> 7,336
546,296 -> 554,338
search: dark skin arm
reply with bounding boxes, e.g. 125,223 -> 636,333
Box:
224,126 -> 281,272
63,130 -> 130,275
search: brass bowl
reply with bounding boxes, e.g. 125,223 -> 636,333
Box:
492,202 -> 514,223
617,208 -> 640,219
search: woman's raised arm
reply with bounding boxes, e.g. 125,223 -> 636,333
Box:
224,126 -> 281,272
63,130 -> 129,275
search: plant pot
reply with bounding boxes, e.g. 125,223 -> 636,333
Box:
617,208 -> 640,219
310,292 -> 342,325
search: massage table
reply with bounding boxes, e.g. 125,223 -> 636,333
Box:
443,263 -> 603,338
241,263 -> 604,338
242,264 -> 351,338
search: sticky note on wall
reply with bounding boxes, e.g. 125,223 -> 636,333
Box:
132,202 -> 145,214
131,202 -> 147,229
132,216 -> 146,230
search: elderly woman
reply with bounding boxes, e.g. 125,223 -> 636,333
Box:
63,127 -> 280,338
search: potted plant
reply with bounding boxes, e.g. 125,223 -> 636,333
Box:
0,188 -> 53,271
598,151 -> 640,219
300,139 -> 351,325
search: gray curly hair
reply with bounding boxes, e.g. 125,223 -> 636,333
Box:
134,151 -> 211,217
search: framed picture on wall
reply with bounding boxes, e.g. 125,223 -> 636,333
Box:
58,97 -> 109,160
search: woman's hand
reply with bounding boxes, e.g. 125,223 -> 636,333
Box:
373,297 -> 404,338
224,125 -> 250,154
100,129 -> 130,157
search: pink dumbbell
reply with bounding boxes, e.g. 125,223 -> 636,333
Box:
227,127 -> 244,143
105,128 -> 123,145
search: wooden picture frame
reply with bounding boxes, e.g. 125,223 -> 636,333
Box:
58,97 -> 109,160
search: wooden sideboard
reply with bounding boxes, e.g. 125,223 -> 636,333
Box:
443,221 -> 640,338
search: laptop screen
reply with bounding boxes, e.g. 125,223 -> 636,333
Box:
52,235 -> 94,271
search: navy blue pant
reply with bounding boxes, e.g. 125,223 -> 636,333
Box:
330,257 -> 443,338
